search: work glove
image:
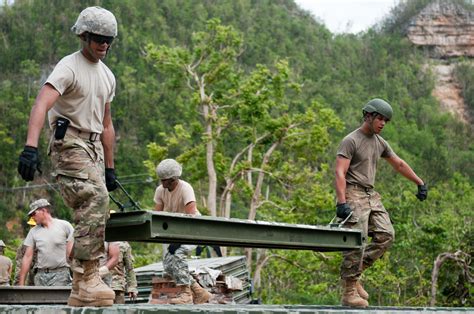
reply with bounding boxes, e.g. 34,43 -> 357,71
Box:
105,168 -> 118,191
99,265 -> 109,278
18,146 -> 41,181
168,243 -> 181,255
336,203 -> 352,220
416,184 -> 428,201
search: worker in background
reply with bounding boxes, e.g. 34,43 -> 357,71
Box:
13,217 -> 38,286
18,199 -> 74,287
153,159 -> 211,304
334,98 -> 427,308
17,6 -> 119,307
98,241 -> 120,286
0,240 -> 12,286
109,241 -> 138,304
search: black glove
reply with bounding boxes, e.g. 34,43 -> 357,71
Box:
168,243 -> 181,254
416,184 -> 428,201
105,168 -> 118,191
18,146 -> 41,181
336,203 -> 352,219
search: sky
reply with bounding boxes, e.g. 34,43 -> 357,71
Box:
294,0 -> 401,34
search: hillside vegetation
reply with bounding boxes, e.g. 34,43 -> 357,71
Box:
0,0 -> 472,306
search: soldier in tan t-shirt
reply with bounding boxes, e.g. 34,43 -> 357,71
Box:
0,240 -> 12,286
334,99 -> 428,308
17,6 -> 119,307
153,159 -> 211,305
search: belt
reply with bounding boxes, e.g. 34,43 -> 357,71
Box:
347,183 -> 373,192
66,126 -> 100,142
36,266 -> 69,273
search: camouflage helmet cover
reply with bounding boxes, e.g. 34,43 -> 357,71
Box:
71,6 -> 118,37
363,98 -> 393,120
28,198 -> 51,216
156,159 -> 182,180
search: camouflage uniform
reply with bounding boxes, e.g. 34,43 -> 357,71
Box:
110,242 -> 138,304
34,267 -> 71,286
340,185 -> 394,279
163,245 -> 196,286
49,133 -> 109,261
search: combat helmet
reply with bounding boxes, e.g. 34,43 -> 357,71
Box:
156,159 -> 182,180
71,6 -> 117,37
362,98 -> 393,120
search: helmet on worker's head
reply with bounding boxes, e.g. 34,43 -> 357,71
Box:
362,98 -> 393,120
156,159 -> 182,180
71,6 -> 118,37
0,240 -> 5,247
28,198 -> 51,216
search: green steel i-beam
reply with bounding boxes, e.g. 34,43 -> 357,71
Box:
105,211 -> 362,251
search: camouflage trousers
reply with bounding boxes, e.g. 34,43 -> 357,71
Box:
34,268 -> 72,286
340,185 -> 395,280
163,245 -> 196,286
49,133 -> 109,261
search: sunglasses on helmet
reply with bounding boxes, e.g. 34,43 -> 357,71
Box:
87,33 -> 114,45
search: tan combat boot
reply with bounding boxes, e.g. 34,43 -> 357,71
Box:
78,260 -> 115,307
67,269 -> 85,307
191,281 -> 211,304
341,279 -> 369,308
170,285 -> 193,304
356,280 -> 369,300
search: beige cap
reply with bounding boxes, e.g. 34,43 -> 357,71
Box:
0,240 -> 5,247
28,199 -> 51,216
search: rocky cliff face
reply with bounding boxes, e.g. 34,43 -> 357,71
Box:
407,1 -> 474,58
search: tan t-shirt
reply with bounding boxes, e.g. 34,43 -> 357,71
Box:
154,180 -> 196,214
0,255 -> 12,284
337,128 -> 393,189
24,218 -> 74,269
46,51 -> 116,134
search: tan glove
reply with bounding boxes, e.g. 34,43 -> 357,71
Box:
99,265 -> 109,278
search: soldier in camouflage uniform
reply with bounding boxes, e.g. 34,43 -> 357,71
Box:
0,240 -> 12,286
17,6 -> 119,307
109,241 -> 138,304
335,99 -> 428,308
154,159 -> 212,304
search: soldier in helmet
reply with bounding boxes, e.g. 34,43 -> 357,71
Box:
153,159 -> 212,304
0,240 -> 12,286
334,98 -> 428,308
17,6 -> 119,307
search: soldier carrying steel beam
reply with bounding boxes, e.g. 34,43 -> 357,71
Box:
153,159 -> 212,304
334,98 -> 428,308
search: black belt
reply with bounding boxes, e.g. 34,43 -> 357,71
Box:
36,266 -> 69,273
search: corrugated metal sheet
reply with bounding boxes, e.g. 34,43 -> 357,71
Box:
134,255 -> 251,304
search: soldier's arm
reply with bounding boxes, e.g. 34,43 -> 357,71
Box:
184,201 -> 197,215
106,242 -> 120,270
335,156 -> 351,204
18,246 -> 34,286
385,153 -> 424,185
25,84 -> 60,148
154,203 -> 164,211
101,102 -> 116,169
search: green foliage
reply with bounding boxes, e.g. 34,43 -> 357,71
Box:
0,0 -> 472,307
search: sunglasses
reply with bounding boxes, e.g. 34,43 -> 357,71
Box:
87,33 -> 114,45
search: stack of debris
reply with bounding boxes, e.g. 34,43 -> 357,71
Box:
134,255 -> 251,304
150,269 -> 243,304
